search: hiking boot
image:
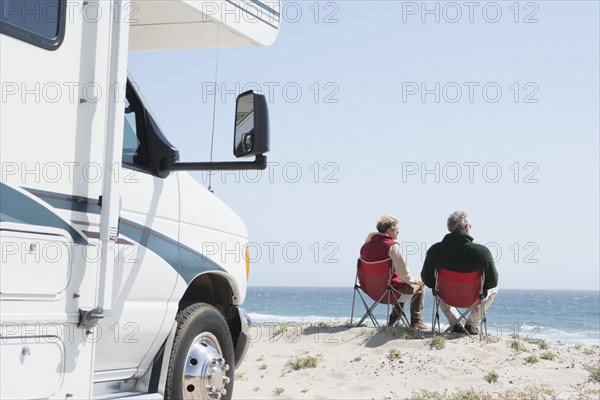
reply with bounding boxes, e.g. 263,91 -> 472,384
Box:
451,324 -> 466,333
411,320 -> 427,331
464,323 -> 479,335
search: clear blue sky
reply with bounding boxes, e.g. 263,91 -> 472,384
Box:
129,1 -> 599,290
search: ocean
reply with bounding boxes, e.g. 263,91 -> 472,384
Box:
244,287 -> 600,346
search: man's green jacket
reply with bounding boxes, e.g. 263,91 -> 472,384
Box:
421,232 -> 499,293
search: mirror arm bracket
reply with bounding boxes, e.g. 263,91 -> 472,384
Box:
165,155 -> 267,171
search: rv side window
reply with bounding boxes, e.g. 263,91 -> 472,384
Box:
0,0 -> 66,50
122,97 -> 151,173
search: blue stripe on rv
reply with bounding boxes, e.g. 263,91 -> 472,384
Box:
21,187 -> 224,282
119,218 -> 225,282
0,183 -> 88,245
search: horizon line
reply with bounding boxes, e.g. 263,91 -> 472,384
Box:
247,285 -> 600,292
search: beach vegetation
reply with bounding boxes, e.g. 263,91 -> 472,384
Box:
484,370 -> 499,383
273,387 -> 285,395
574,344 -> 582,350
540,351 -> 556,361
316,320 -> 350,327
406,388 -> 481,400
301,389 -> 309,393
582,347 -> 595,355
523,337 -> 549,349
583,363 -> 600,383
253,386 -> 261,392
271,322 -> 303,341
286,354 -> 319,370
525,354 -> 539,364
574,388 -> 600,400
451,389 -> 484,400
406,389 -> 448,400
509,339 -> 528,352
270,323 -> 287,337
234,372 -> 247,381
408,386 -> 559,400
357,327 -> 377,338
382,325 -> 423,340
353,355 -> 363,362
387,348 -> 403,360
301,321 -> 352,335
258,363 -> 268,370
498,386 -> 557,399
429,336 -> 446,350
255,355 -> 264,362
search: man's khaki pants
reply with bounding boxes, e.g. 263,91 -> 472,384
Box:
440,287 -> 498,327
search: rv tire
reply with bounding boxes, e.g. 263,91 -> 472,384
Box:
165,302 -> 234,400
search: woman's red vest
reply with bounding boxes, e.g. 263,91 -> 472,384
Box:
359,233 -> 404,285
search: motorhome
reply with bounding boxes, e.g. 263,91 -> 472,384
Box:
0,1 -> 280,399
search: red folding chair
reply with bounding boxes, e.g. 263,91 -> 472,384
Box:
432,268 -> 487,339
350,258 -> 413,327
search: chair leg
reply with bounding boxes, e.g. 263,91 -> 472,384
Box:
357,310 -> 379,328
479,298 -> 487,341
351,267 -> 360,325
386,300 -> 390,328
350,286 -> 357,325
356,293 -> 381,327
354,291 -> 372,327
399,307 -> 410,327
432,296 -> 440,333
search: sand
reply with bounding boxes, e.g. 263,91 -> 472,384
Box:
234,324 -> 600,399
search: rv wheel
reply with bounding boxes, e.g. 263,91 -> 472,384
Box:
165,303 -> 234,400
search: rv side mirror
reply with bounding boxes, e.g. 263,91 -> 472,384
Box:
233,91 -> 270,158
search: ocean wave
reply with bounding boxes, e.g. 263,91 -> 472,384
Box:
247,312 -> 349,324
491,324 -> 600,346
535,327 -> 600,346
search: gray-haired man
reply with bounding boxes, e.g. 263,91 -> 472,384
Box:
421,211 -> 499,335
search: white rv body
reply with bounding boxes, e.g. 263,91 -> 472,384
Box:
0,1 -> 280,399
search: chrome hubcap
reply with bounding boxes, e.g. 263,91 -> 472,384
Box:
182,332 -> 230,400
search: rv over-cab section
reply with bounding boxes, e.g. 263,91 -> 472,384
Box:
129,0 -> 281,51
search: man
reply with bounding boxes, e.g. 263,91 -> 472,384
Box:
360,215 -> 426,330
421,211 -> 499,335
